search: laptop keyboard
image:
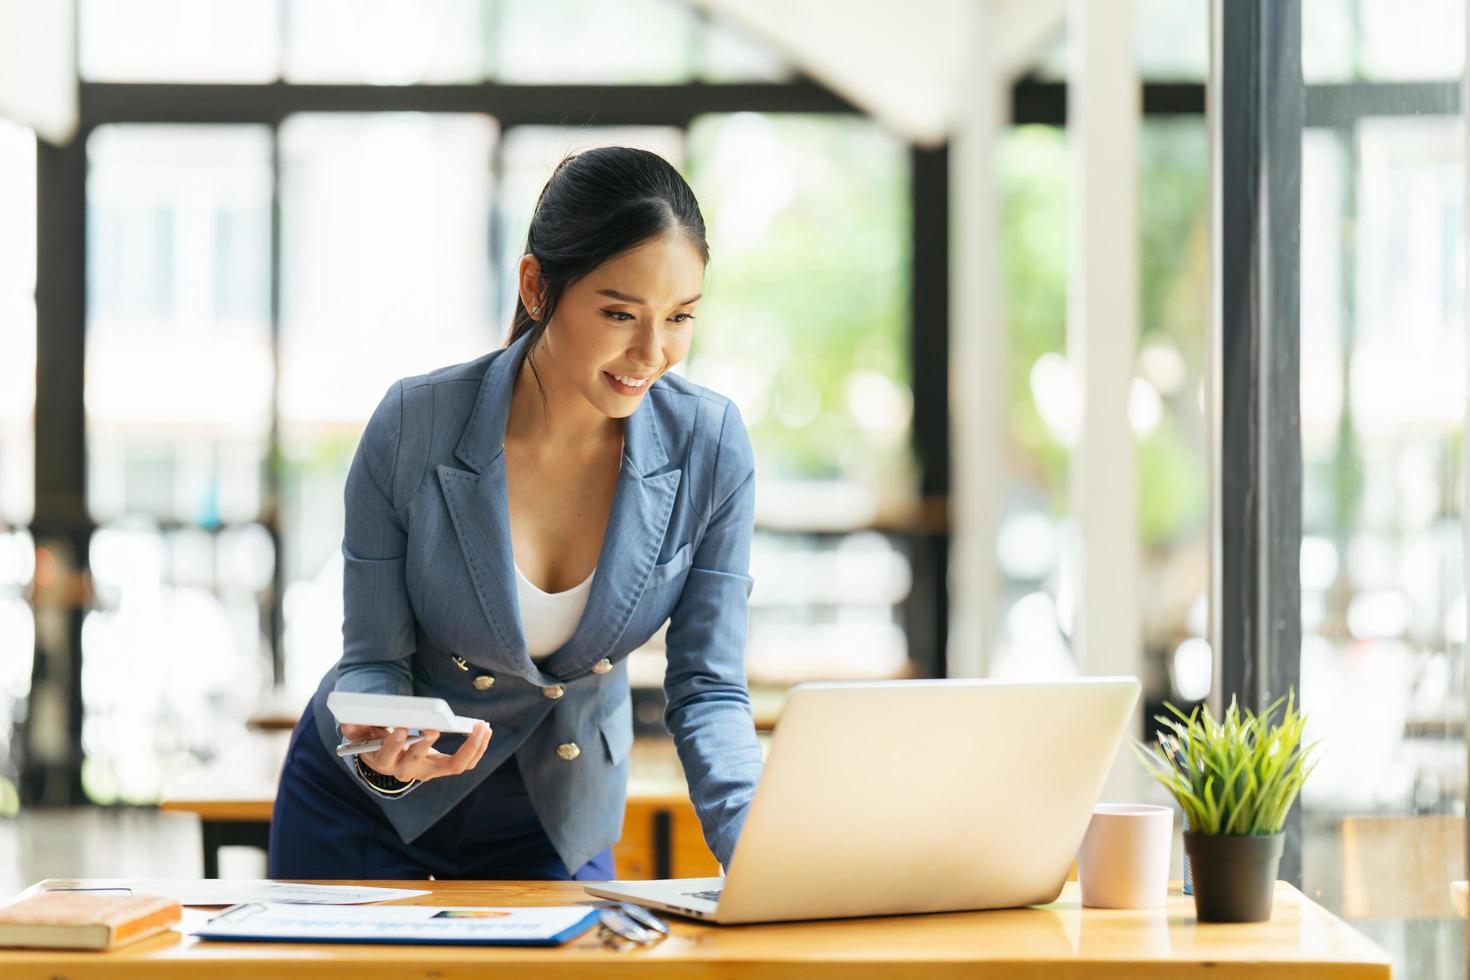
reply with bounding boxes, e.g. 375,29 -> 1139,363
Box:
684,889 -> 723,902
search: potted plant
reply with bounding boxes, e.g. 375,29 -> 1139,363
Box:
1132,692 -> 1320,923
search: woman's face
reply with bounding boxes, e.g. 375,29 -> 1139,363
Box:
523,231 -> 704,420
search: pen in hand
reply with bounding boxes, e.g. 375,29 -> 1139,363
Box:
336,733 -> 431,757
338,721 -> 492,781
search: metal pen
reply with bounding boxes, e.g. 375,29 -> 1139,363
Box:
336,733 -> 431,757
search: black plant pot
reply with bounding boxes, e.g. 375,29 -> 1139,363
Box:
1181,831 -> 1284,923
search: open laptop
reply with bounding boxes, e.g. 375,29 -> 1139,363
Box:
585,676 -> 1140,924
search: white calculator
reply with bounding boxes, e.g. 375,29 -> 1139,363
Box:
326,691 -> 481,735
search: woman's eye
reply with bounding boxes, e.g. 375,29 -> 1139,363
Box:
603,310 -> 696,324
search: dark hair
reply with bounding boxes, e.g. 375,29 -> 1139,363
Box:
508,146 -> 710,391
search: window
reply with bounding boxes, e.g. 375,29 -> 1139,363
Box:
994,116 -> 1210,700
685,114 -> 915,683
82,124 -> 276,801
0,119 -> 36,814
284,0 -> 489,83
80,0 -> 795,85
494,0 -> 697,83
79,0 -> 279,82
1297,79 -> 1465,977
278,112 -> 500,698
1302,0 -> 1463,82
86,125 -> 274,525
0,121 -> 35,527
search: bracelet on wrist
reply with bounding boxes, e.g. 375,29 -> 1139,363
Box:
355,755 -> 418,796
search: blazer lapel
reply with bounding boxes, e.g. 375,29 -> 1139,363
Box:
435,331 -> 681,685
435,333 -> 540,682
437,453 -> 534,677
541,398 -> 679,677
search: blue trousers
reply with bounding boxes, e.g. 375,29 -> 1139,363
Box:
268,703 -> 615,881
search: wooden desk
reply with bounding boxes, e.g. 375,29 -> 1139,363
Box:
161,738 -> 722,879
0,880 -> 1391,978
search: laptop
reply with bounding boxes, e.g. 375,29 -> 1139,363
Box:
585,676 -> 1140,924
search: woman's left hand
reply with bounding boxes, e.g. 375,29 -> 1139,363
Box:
348,721 -> 493,783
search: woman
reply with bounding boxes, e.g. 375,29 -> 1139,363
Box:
268,146 -> 765,881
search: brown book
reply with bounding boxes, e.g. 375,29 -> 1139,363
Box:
0,892 -> 181,950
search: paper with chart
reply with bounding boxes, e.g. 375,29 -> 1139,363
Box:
30,879 -> 430,907
195,901 -> 601,946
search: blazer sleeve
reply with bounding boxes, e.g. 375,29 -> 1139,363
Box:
333,381 -> 424,799
662,400 -> 766,870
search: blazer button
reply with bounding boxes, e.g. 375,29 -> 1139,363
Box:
473,674 -> 495,691
556,742 -> 580,761
542,685 -> 565,700
592,658 -> 612,674
450,655 -> 469,671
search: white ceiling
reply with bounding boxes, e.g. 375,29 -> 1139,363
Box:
0,0 -> 76,143
689,0 -> 1064,146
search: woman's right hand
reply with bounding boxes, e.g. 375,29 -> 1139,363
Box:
340,721 -> 492,784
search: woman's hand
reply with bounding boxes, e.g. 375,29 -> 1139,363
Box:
340,721 -> 492,783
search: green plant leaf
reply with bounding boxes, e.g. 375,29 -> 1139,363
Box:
1130,687 -> 1320,837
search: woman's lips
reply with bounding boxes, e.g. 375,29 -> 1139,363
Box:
604,371 -> 652,396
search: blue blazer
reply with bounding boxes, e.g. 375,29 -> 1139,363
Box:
306,329 -> 765,874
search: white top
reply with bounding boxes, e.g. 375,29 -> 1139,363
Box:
515,561 -> 594,661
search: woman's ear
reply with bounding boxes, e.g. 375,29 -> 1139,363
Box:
518,254 -> 546,315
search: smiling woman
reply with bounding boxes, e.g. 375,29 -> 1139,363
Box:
269,146 -> 766,883
513,235 -> 702,416
505,148 -> 709,411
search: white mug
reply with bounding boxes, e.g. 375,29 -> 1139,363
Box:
1076,803 -> 1173,909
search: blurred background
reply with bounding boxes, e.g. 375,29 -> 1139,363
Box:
0,0 -> 1464,976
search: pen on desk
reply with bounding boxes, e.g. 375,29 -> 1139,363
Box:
1158,732 -> 1195,896
1157,734 -> 1176,770
1159,734 -> 1189,776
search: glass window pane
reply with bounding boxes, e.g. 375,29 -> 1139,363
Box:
83,521 -> 272,802
1136,119 -> 1210,712
684,113 -> 914,682
79,0 -> 279,82
81,125 -> 275,803
0,527 -> 33,814
997,125 -> 1072,673
278,112 -> 499,698
0,121 -> 35,527
86,125 -> 274,526
1304,0 -> 1465,82
1299,114 -> 1465,977
1028,1 -> 1207,83
285,0 -> 490,83
1134,0 -> 1207,81
494,0 -> 696,83
685,114 -> 910,495
745,530 -> 911,682
996,118 -> 1209,699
